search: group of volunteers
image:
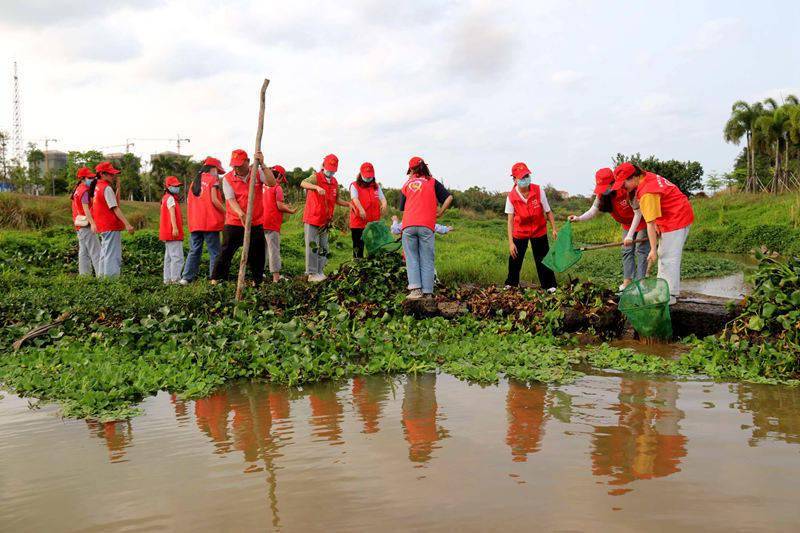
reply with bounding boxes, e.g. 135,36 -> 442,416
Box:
70,151 -> 693,304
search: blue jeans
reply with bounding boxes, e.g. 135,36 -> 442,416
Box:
622,228 -> 650,281
402,226 -> 435,293
181,231 -> 221,281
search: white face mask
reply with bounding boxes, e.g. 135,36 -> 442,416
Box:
362,177 -> 374,183
84,178 -> 95,186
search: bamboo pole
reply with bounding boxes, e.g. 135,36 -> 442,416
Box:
579,238 -> 648,251
236,79 -> 270,301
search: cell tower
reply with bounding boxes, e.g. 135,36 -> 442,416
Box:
12,61 -> 23,163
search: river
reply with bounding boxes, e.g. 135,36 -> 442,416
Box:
2,373 -> 799,532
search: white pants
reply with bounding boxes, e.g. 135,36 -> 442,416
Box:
163,241 -> 185,283
658,225 -> 691,297
77,228 -> 101,276
98,231 -> 122,278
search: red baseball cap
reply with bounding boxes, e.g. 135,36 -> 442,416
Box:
611,162 -> 636,190
95,161 -> 120,175
594,168 -> 614,195
322,154 -> 339,172
511,162 -> 531,180
408,156 -> 424,170
272,164 -> 286,178
76,166 -> 96,179
230,149 -> 249,167
165,175 -> 182,187
360,162 -> 375,179
203,156 -> 225,174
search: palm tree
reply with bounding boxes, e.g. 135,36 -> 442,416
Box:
724,101 -> 763,192
754,98 -> 794,192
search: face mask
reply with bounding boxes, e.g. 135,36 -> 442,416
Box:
362,177 -> 374,183
517,177 -> 531,188
84,178 -> 95,186
168,186 -> 181,195
323,170 -> 335,178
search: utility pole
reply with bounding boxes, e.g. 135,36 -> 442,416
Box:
175,134 -> 190,154
12,61 -> 23,164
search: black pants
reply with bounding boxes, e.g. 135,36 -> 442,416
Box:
505,235 -> 557,289
351,228 -> 365,258
210,224 -> 265,285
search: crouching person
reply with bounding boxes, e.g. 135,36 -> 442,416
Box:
160,175 -> 185,284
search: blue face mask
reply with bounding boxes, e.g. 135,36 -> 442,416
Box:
517,177 -> 531,188
84,178 -> 95,186
362,177 -> 374,183
323,170 -> 335,178
168,186 -> 181,195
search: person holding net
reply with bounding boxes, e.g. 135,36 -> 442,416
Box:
568,167 -> 649,292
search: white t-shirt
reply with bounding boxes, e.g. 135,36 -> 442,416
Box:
504,186 -> 550,215
104,186 -> 118,209
165,195 -> 176,209
222,168 -> 266,200
349,183 -> 385,201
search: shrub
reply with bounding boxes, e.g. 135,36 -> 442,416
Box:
22,206 -> 52,229
127,213 -> 149,230
0,194 -> 25,229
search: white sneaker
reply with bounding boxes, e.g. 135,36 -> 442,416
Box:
179,279 -> 190,286
406,289 -> 423,300
308,274 -> 327,283
618,284 -> 627,292
547,287 -> 557,294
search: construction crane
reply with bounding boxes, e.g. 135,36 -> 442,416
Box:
127,135 -> 191,154
100,142 -> 136,153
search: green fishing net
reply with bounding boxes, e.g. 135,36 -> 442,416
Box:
618,277 -> 673,340
363,221 -> 402,256
542,221 -> 583,273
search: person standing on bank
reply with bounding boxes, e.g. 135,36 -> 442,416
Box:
399,156 -> 453,300
160,175 -> 185,284
300,154 -> 350,282
262,164 -> 297,283
504,162 -> 557,291
569,167 -> 649,291
612,162 -> 694,304
71,166 -> 101,276
91,161 -> 135,278
180,157 -> 226,285
349,162 -> 387,258
210,149 -> 276,286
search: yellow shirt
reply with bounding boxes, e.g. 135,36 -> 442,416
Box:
639,193 -> 662,223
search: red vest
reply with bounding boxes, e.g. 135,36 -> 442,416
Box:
71,183 -> 91,231
91,179 -> 125,232
635,172 -> 694,233
262,184 -> 284,232
159,193 -> 184,241
401,175 -> 438,231
509,184 -> 547,239
223,171 -> 263,227
349,181 -> 382,229
303,171 -> 338,227
610,190 -> 646,232
187,173 -> 224,232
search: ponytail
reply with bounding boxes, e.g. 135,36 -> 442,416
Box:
192,165 -> 214,197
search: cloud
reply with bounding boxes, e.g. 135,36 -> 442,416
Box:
146,41 -> 247,81
446,2 -> 516,79
680,17 -> 742,54
49,25 -> 143,63
0,0 -> 164,27
550,70 -> 586,87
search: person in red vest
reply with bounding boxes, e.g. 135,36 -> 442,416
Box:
180,156 -> 226,284
399,156 -> 452,299
504,162 -> 557,290
91,161 -> 135,278
71,166 -> 101,276
300,154 -> 350,282
349,161 -> 387,258
569,167 -> 650,291
160,175 -> 185,284
210,149 -> 276,286
612,162 -> 694,303
262,164 -> 297,282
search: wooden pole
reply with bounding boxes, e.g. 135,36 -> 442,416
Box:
235,78 -> 270,301
579,238 -> 648,251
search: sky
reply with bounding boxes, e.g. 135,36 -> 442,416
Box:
1,0 -> 799,194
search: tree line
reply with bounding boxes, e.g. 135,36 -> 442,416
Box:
724,94 -> 800,193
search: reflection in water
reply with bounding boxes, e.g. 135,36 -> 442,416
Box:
308,381 -> 344,444
194,391 -> 233,454
402,374 -> 448,464
352,376 -> 390,434
85,419 -> 134,463
591,379 -> 687,495
506,381 -> 549,462
736,383 -> 800,446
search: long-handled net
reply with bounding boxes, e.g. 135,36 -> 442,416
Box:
363,221 -> 403,256
541,221 -> 583,273
618,277 -> 673,340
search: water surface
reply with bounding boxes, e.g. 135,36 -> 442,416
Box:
2,374 -> 799,532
